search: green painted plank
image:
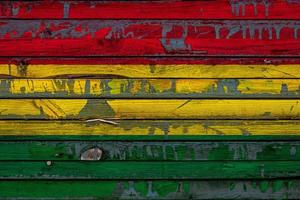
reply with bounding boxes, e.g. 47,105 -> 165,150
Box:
0,141 -> 299,161
0,180 -> 299,199
0,161 -> 299,179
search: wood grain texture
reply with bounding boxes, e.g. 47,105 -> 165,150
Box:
0,180 -> 299,199
0,141 -> 299,161
1,1 -> 300,199
3,57 -> 300,65
1,20 -> 300,56
0,161 -> 299,179
0,120 -> 300,136
0,99 -> 299,119
1,0 -> 300,20
2,64 -> 300,78
1,78 -> 300,98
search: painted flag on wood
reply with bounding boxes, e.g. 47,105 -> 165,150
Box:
0,1 -> 299,199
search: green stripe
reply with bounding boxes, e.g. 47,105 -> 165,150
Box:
0,180 -> 299,199
0,161 -> 299,179
0,141 -> 299,161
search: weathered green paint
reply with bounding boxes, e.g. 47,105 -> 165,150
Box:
0,141 -> 299,161
0,180 -> 299,199
0,161 -> 299,179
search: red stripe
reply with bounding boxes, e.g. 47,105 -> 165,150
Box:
2,57 -> 300,65
0,20 -> 300,57
1,1 -> 300,19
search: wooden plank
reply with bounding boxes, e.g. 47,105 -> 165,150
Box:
2,64 -> 300,78
2,0 -> 300,20
1,78 -> 300,98
0,161 -> 299,179
3,57 -> 300,65
0,180 -> 299,199
0,120 -> 300,136
0,99 -> 299,119
1,20 -> 300,56
0,141 -> 299,161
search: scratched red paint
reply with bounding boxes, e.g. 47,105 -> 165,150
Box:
0,20 -> 300,56
1,0 -> 300,19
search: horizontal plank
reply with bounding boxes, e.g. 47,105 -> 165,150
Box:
1,0 -> 300,20
1,78 -> 300,98
2,64 -> 300,78
1,136 -> 300,141
0,161 -> 299,179
1,120 -> 300,136
0,99 -> 299,119
4,57 -> 300,65
1,141 -> 300,161
2,20 -> 300,56
0,180 -> 299,199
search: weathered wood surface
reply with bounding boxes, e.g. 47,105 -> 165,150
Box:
2,0 -> 300,20
1,1 -> 300,199
0,161 -> 299,179
0,99 -> 299,119
3,57 -> 300,65
1,20 -> 300,56
0,141 -> 299,161
1,120 -> 300,136
0,180 -> 299,199
1,78 -> 300,98
2,64 -> 300,78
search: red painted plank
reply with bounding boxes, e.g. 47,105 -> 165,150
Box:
1,20 -> 300,57
2,57 -> 299,65
1,0 -> 300,19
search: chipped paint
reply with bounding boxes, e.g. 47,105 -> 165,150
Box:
0,20 -> 299,46
0,120 -> 300,137
0,99 -> 299,120
80,147 -> 102,161
0,78 -> 300,98
0,180 -> 299,199
230,0 -> 270,16
63,1 -> 70,18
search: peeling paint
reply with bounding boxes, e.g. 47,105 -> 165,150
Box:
63,1 -> 70,18
230,0 -> 270,16
0,20 -> 299,45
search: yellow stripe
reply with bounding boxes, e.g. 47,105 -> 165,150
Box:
1,64 -> 300,78
0,99 -> 299,119
0,120 -> 298,135
0,79 -> 299,97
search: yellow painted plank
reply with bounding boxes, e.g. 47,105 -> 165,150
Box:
0,120 -> 299,135
0,79 -> 299,98
1,64 -> 300,78
0,99 -> 299,119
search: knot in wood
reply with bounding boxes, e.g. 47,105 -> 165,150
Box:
80,147 -> 103,161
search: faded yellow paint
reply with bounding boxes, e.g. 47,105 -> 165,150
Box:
237,80 -> 300,94
2,64 -> 300,78
0,99 -> 299,119
147,79 -> 173,93
9,79 -> 87,95
2,79 -> 300,97
0,120 -> 299,135
176,79 -> 216,94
